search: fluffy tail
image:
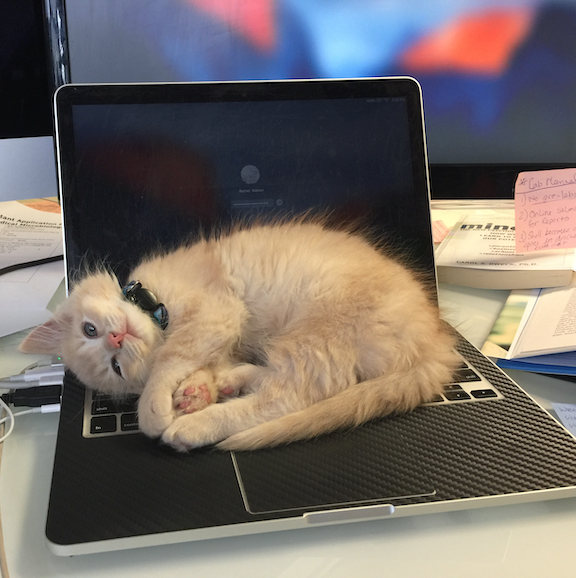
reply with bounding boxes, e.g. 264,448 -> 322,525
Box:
216,361 -> 453,451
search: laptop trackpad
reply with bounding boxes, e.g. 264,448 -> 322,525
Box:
232,419 -> 435,515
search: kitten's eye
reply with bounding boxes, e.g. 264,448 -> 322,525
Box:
111,357 -> 123,379
83,322 -> 98,338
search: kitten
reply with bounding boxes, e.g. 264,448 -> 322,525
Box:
20,220 -> 459,451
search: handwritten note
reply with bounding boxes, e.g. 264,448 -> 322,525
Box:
515,168 -> 576,252
552,403 -> 576,437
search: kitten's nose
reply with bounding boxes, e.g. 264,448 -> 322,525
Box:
108,332 -> 125,349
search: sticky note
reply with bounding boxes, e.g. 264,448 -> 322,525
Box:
432,220 -> 450,244
552,403 -> 576,437
515,168 -> 576,252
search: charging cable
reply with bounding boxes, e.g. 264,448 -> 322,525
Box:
1,385 -> 62,407
0,358 -> 64,388
0,357 -> 64,443
0,399 -> 60,444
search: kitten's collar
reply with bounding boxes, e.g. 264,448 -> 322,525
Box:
122,280 -> 169,330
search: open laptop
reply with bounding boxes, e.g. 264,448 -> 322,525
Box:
47,77 -> 576,556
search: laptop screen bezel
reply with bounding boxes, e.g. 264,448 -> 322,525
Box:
54,77 -> 436,288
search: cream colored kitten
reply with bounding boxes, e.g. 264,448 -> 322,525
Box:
20,220 -> 459,451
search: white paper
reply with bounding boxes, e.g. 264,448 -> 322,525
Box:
0,200 -> 63,271
552,403 -> 576,437
0,260 -> 64,337
0,200 -> 65,337
511,279 -> 576,357
505,290 -> 541,359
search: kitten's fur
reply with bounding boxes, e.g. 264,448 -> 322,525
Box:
20,220 -> 458,451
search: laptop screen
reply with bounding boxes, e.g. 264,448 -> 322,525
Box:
54,78 -> 434,284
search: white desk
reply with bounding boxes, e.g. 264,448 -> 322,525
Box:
2,286 -> 576,578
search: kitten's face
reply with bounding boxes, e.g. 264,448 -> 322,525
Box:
65,272 -> 163,394
22,272 -> 162,395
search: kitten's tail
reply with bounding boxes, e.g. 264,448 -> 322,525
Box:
216,359 -> 454,451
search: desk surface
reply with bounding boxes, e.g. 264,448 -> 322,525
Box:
3,286 -> 576,578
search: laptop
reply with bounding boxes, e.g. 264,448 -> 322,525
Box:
47,77 -> 576,556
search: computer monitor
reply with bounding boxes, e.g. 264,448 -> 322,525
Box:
0,0 -> 52,138
48,0 -> 576,198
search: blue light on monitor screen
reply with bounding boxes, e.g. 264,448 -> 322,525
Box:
64,0 -> 576,165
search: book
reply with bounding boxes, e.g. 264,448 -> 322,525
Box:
435,210 -> 575,289
482,279 -> 576,376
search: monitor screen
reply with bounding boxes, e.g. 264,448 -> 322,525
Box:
0,0 -> 52,138
55,80 -> 434,282
54,0 -> 576,198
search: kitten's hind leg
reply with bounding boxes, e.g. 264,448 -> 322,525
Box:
215,362 -> 262,399
161,364 -> 300,451
161,392 -> 278,451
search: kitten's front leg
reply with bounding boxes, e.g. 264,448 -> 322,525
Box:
137,294 -> 248,438
138,367 -> 218,438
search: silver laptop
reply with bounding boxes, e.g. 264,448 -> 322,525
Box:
48,77 -> 576,556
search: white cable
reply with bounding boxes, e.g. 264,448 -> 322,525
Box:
0,400 -> 14,444
0,366 -> 64,385
38,404 -> 61,414
0,401 -> 60,443
0,356 -> 65,386
0,375 -> 64,389
0,403 -> 9,578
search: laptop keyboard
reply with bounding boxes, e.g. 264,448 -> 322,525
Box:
82,390 -> 139,438
423,360 -> 504,405
82,358 -> 503,439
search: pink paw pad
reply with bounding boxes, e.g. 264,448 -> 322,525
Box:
177,383 -> 212,414
220,386 -> 235,396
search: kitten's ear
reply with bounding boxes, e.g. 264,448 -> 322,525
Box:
19,311 -> 72,355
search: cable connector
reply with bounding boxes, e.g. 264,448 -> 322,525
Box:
2,373 -> 64,388
37,403 -> 61,414
1,385 -> 62,407
0,365 -> 64,385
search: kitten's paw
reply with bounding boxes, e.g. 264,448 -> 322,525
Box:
161,411 -> 221,452
138,368 -> 216,438
138,387 -> 176,438
173,370 -> 217,416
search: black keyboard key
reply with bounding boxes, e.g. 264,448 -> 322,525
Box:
444,390 -> 472,401
457,368 -> 482,382
444,383 -> 463,392
471,389 -> 498,399
91,397 -> 138,415
121,413 -> 139,431
115,396 -> 139,412
92,390 -> 113,400
90,415 -> 117,434
448,368 -> 481,384
92,399 -> 119,415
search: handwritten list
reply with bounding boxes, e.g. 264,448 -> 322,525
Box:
515,168 -> 576,252
552,403 -> 576,438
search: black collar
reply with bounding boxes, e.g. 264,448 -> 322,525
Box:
122,280 -> 169,330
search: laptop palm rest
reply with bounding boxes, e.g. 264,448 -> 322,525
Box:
232,418 -> 436,515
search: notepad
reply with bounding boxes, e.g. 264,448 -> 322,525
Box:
515,168 -> 576,252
